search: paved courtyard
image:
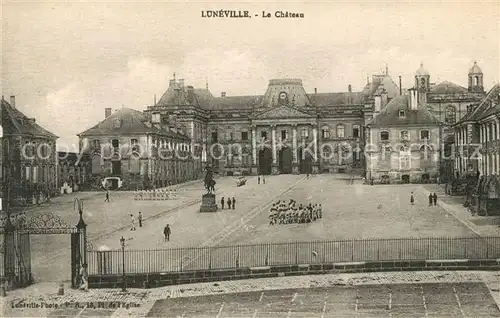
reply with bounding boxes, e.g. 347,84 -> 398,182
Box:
22,174 -> 490,282
147,282 -> 500,317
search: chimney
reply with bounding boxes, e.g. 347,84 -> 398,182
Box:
348,85 -> 352,93
374,95 -> 382,113
399,76 -> 402,95
221,92 -> 226,98
105,108 -> 112,118
154,94 -> 157,106
314,88 -> 317,94
348,85 -> 352,104
10,95 -> 15,108
409,89 -> 418,110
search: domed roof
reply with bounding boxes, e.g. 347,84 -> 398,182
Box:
415,63 -> 430,76
469,61 -> 483,74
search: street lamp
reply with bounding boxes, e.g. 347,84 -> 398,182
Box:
120,236 -> 126,292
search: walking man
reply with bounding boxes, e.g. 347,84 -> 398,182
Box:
163,224 -> 171,241
433,193 -> 438,206
221,197 -> 225,209
227,197 -> 232,210
410,192 -> 415,205
232,197 -> 236,210
258,176 -> 261,184
263,176 -> 266,184
428,193 -> 433,206
130,214 -> 136,231
104,190 -> 110,203
138,212 -> 143,227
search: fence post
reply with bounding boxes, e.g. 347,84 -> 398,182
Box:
295,243 -> 299,265
351,240 -> 354,261
236,249 -> 240,268
377,246 -> 380,261
265,248 -> 269,266
209,248 -> 212,270
464,238 -> 467,259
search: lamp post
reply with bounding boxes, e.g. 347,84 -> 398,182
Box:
120,236 -> 126,292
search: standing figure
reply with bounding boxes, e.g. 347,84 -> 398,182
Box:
428,193 -> 433,206
79,264 -> 88,291
221,197 -> 225,209
138,212 -> 143,227
227,197 -> 232,210
258,176 -> 261,184
130,214 -> 136,231
410,192 -> 415,205
163,224 -> 171,241
105,190 -> 110,203
433,193 -> 438,206
232,197 -> 236,210
263,176 -> 266,184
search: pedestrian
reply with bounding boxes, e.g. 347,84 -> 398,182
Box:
307,173 -> 310,179
79,264 -> 88,292
138,212 -> 143,227
130,214 -> 136,231
258,176 -> 261,184
410,192 -> 415,205
232,197 -> 236,210
227,197 -> 232,210
263,176 -> 266,184
221,197 -> 225,209
104,190 -> 110,203
163,224 -> 171,241
428,193 -> 433,206
433,193 -> 438,206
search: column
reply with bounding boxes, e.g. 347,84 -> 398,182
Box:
292,125 -> 298,164
252,126 -> 257,165
312,126 -> 318,162
271,126 -> 276,164
485,124 -> 489,175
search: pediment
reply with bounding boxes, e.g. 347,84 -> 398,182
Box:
253,105 -> 315,119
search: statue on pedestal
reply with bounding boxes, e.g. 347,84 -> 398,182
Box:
200,167 -> 218,212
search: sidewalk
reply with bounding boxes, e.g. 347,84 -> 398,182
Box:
420,184 -> 500,237
2,270 -> 499,317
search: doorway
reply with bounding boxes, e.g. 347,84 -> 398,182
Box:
278,147 -> 293,174
298,147 -> 313,174
258,147 -> 272,175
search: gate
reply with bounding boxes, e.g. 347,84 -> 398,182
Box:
0,198 -> 88,290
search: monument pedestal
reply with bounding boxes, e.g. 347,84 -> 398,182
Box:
251,165 -> 258,175
271,165 -> 279,175
200,193 -> 218,212
292,163 -> 299,175
312,164 -> 320,174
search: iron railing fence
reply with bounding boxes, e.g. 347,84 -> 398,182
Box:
87,236 -> 500,275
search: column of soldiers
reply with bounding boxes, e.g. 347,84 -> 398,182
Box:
268,199 -> 322,225
134,189 -> 177,201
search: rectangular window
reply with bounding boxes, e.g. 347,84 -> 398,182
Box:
211,132 -> 218,142
400,130 -> 409,140
301,129 -> 309,138
92,140 -> 101,149
352,126 -> 360,138
381,131 -> 390,141
281,130 -> 288,140
112,139 -> 119,148
398,110 -> 406,118
261,131 -> 267,140
420,130 -> 430,140
322,129 -> 330,139
241,131 -> 248,141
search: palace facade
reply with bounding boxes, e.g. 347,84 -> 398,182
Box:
144,74 -> 399,179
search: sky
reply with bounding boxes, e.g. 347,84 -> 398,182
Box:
2,0 -> 499,150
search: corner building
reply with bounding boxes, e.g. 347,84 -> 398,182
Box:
146,75 -> 400,176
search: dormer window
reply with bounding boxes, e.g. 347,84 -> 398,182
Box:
152,113 -> 161,124
398,110 -> 406,118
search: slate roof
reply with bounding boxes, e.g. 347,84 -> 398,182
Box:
458,84 -> 500,122
307,92 -> 365,106
207,95 -> 264,110
1,98 -> 58,139
429,81 -> 468,94
78,108 -> 189,140
367,95 -> 440,127
361,74 -> 400,99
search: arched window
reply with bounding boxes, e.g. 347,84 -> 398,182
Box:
445,106 -> 456,124
321,126 -> 330,139
380,131 -> 390,141
474,76 -> 479,86
420,145 -> 432,160
420,78 -> 426,86
400,146 -> 410,153
336,124 -> 345,138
